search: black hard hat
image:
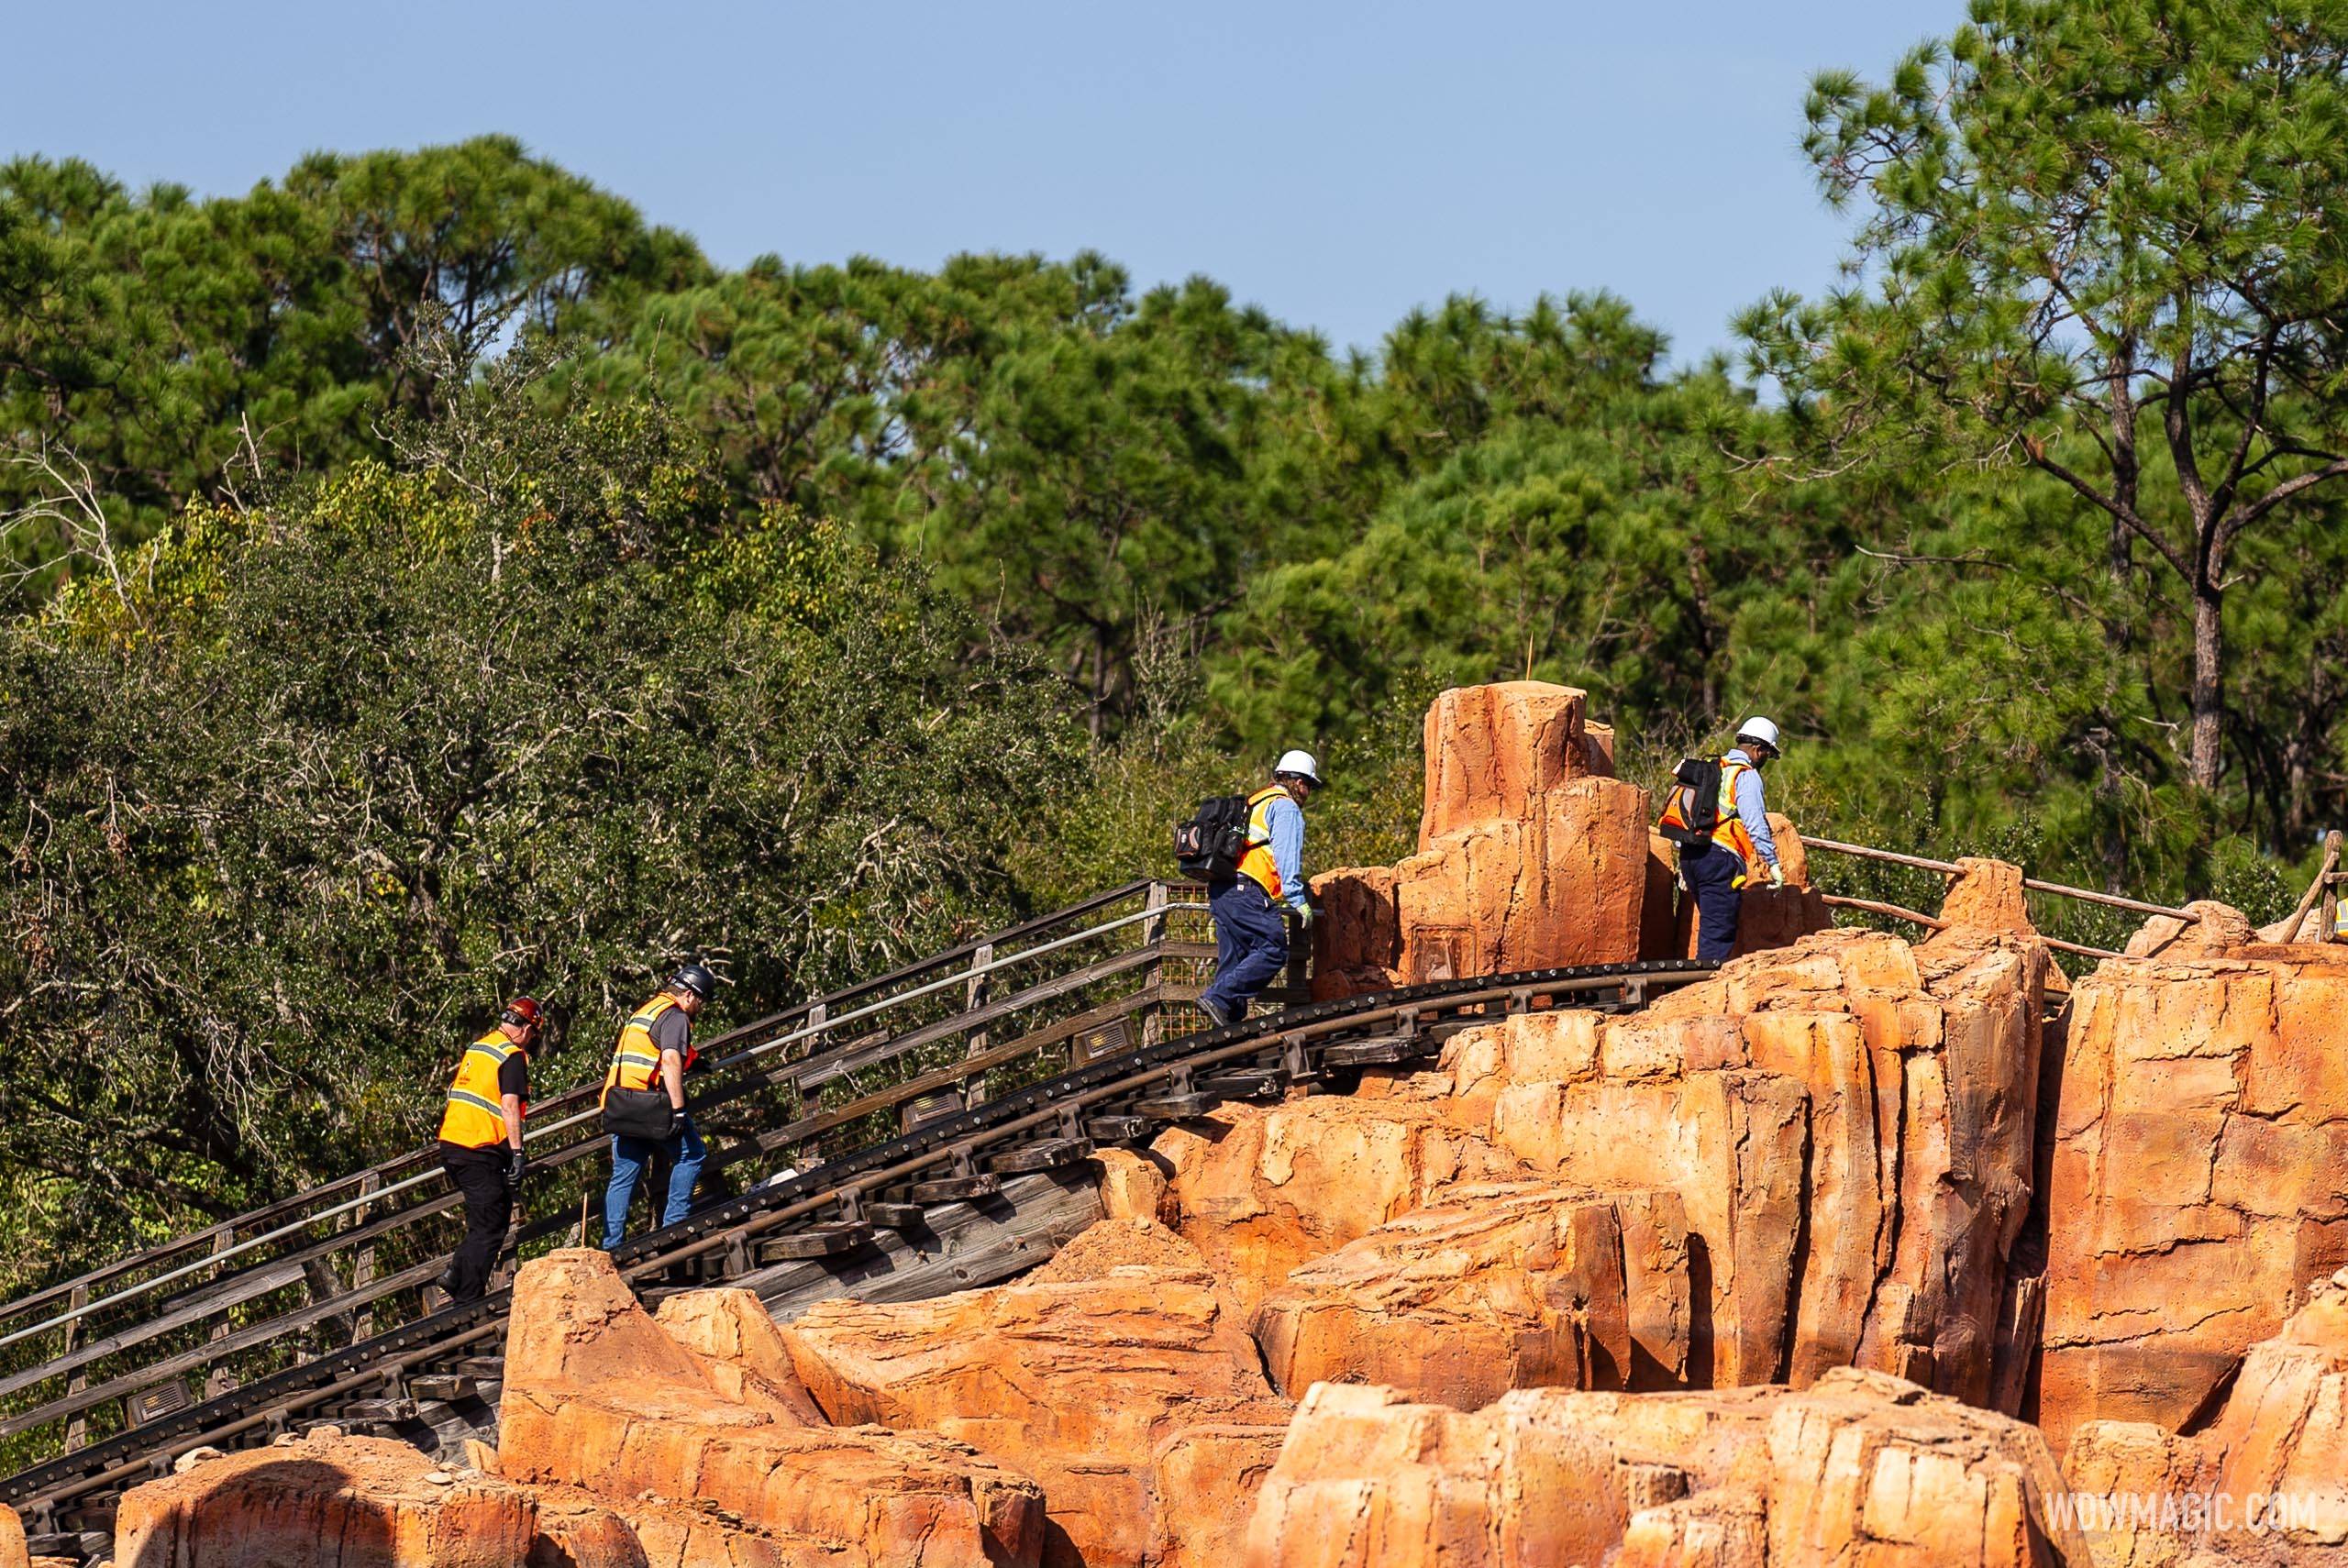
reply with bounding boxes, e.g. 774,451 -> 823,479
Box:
670,962 -> 717,1000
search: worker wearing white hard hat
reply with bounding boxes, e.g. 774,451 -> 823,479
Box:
1196,749 -> 1322,1028
1656,717 -> 1788,963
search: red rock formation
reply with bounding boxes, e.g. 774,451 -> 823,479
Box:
2038,939 -> 2348,1455
780,1235 -> 1291,1568
2121,900 -> 2257,960
1249,1179 -> 1691,1406
1310,682 -> 1654,999
1344,927 -> 2048,1403
1146,1425 -> 1290,1568
498,1249 -> 1046,1568
111,1430 -> 622,1568
1936,857 -> 2037,939
1242,1372 -> 2085,1568
1091,1147 -> 1177,1228
651,1288 -> 828,1424
2063,1266 -> 2348,1564
1149,1092 -> 1530,1318
0,1507 -> 23,1568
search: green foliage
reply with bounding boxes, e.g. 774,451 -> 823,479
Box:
0,366 -> 1073,1280
557,255 -> 1337,734
1742,0 -> 2348,807
10,4 -> 2348,1288
0,137 -> 703,595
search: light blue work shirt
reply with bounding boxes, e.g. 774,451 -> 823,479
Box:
1725,748 -> 1780,869
1257,791 -> 1310,914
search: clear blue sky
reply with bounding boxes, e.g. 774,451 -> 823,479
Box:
5,0 -> 1961,364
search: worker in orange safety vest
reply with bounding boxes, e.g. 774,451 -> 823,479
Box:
435,997 -> 545,1303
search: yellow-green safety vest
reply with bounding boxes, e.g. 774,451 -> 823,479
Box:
1236,785 -> 1290,898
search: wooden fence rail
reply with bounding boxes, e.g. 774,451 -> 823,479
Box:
0,879 -> 1214,1467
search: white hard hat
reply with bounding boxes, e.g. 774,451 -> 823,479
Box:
1274,748 -> 1323,785
1735,716 -> 1782,751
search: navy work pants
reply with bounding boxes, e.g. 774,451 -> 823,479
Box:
1682,841 -> 1746,963
1200,877 -> 1290,1023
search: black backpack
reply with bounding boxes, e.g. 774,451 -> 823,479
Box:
1657,757 -> 1723,846
1174,793 -> 1254,879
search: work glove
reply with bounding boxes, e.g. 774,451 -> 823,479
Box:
504,1151 -> 527,1188
1293,903 -> 1315,929
667,1108 -> 690,1141
1766,863 -> 1787,890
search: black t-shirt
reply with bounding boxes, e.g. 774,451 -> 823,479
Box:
498,1049 -> 530,1100
649,1008 -> 690,1057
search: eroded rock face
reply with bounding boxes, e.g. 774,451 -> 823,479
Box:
1243,1371 -> 2084,1568
1249,1179 -> 1691,1406
780,1238 -> 1292,1568
651,1288 -> 828,1424
1311,682 -> 1653,999
498,1249 -> 1046,1568
111,1430 -> 626,1568
2063,1267 -> 2348,1565
1150,1093 -> 1529,1318
1147,1425 -> 1290,1568
2039,942 -> 2348,1454
1344,927 -> 2049,1403
1091,1147 -> 1176,1228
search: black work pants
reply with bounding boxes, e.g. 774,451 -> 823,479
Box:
1681,841 -> 1745,963
439,1142 -> 512,1302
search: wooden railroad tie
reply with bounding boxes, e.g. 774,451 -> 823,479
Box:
1320,1034 -> 1423,1067
908,1173 -> 1001,1204
755,1221 -> 875,1264
988,1137 -> 1093,1175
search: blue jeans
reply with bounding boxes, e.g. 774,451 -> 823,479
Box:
601,1112 -> 706,1250
1199,877 -> 1291,1023
1682,841 -> 1745,963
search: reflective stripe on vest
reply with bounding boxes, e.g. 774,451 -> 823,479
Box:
1235,785 -> 1289,898
602,993 -> 681,1108
437,1031 -> 521,1148
1711,759 -> 1759,869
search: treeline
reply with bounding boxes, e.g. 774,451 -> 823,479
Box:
5,0 -> 2347,1279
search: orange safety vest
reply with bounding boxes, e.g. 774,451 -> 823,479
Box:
602,993 -> 691,1108
1659,758 -> 1761,881
438,1030 -> 525,1149
1235,785 -> 1291,899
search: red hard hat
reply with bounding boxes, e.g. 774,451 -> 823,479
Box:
502,997 -> 543,1030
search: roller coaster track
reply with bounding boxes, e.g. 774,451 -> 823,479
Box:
0,872 -> 1715,1555
1,810 -> 2290,1563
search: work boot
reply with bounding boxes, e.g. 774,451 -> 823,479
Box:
1199,996 -> 1235,1029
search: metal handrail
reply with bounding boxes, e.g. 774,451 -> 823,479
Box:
5,959 -> 1716,1518
1802,836 -> 2198,922
0,886 -> 1204,1353
1815,892 -> 2123,960
0,879 -> 1175,1328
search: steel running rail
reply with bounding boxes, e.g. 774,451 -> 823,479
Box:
0,879 -> 1219,1492
0,896 -> 1208,1356
0,878 -> 1186,1338
0,956 -> 1716,1527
